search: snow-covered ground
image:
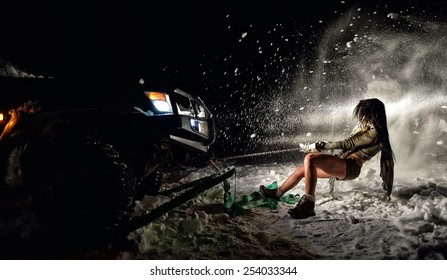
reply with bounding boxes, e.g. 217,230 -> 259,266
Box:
124,152 -> 447,260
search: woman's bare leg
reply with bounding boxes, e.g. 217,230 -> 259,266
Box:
304,153 -> 346,196
278,165 -> 304,194
279,153 -> 346,196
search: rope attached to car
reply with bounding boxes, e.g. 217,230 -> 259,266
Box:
215,147 -> 302,161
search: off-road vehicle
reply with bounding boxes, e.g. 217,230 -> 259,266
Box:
0,76 -> 234,253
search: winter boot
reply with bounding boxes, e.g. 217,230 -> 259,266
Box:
259,185 -> 282,200
287,194 -> 316,219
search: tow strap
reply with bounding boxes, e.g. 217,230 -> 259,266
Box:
126,158 -> 299,233
207,160 -> 301,217
125,165 -> 235,233
222,179 -> 301,218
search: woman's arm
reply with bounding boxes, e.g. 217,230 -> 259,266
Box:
323,127 -> 378,151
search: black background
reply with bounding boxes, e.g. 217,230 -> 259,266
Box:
3,1 -> 444,90
0,2 -> 371,81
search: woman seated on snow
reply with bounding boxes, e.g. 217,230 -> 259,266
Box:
260,98 -> 395,219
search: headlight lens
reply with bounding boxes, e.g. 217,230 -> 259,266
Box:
145,91 -> 173,114
190,118 -> 209,136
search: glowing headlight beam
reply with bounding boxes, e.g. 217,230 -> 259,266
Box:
145,91 -> 173,113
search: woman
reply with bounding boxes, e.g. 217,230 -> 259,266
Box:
260,98 -> 395,219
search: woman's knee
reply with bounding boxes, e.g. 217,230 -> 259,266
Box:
294,165 -> 304,174
304,153 -> 319,165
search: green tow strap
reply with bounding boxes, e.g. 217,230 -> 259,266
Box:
223,181 -> 300,218
126,166 -> 235,233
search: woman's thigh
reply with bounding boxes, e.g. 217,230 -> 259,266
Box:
310,154 -> 347,179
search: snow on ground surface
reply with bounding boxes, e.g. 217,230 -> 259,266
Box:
123,154 -> 447,260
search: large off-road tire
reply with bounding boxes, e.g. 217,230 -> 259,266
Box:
137,166 -> 163,198
27,138 -> 136,244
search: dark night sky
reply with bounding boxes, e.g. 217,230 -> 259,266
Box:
1,2 -> 354,80
3,1 -> 444,84
2,0 -> 446,101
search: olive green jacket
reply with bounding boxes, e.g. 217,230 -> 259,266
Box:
323,126 -> 381,160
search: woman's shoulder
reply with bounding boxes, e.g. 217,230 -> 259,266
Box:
351,123 -> 373,136
351,124 -> 377,139
366,126 -> 379,138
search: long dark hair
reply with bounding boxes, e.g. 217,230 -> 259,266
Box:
353,98 -> 395,198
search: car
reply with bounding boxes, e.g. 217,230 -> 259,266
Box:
0,75 -> 234,254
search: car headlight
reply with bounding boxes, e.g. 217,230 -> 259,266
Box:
145,91 -> 173,114
190,118 -> 209,136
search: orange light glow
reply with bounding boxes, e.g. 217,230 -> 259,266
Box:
0,113 -> 4,122
146,91 -> 167,101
